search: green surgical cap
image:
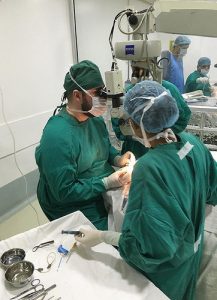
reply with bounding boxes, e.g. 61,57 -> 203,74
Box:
197,57 -> 211,66
63,60 -> 104,94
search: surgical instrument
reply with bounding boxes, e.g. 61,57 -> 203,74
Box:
61,230 -> 81,235
66,242 -> 77,263
22,284 -> 56,300
32,240 -> 54,252
56,256 -> 63,272
35,252 -> 56,273
121,196 -> 128,211
10,279 -> 44,299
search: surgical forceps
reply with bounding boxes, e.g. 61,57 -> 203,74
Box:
32,240 -> 54,252
61,230 -> 81,235
10,279 -> 44,299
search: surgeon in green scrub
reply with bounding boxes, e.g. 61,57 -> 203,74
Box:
185,57 -> 212,96
35,60 -> 133,230
112,79 -> 191,159
75,80 -> 217,300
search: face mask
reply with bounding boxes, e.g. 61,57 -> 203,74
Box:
131,77 -> 139,85
83,95 -> 107,117
68,70 -> 107,117
148,129 -> 177,144
200,69 -> 209,76
129,114 -> 152,148
179,48 -> 187,57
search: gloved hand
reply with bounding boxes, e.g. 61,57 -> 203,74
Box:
102,167 -> 131,190
75,228 -> 121,247
196,77 -> 209,84
114,151 -> 135,167
75,228 -> 103,247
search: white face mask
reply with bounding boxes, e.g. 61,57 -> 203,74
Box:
148,129 -> 177,144
131,77 -> 139,85
129,115 -> 151,148
87,96 -> 107,117
179,48 -> 187,57
200,68 -> 209,76
68,70 -> 107,117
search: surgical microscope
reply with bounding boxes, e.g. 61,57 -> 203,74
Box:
105,5 -> 162,136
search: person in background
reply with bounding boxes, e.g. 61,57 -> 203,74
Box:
185,57 -> 212,96
161,35 -> 191,93
112,80 -> 191,159
75,80 -> 217,300
35,60 -> 133,230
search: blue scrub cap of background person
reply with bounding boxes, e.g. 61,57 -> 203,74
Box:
124,81 -> 179,133
64,60 -> 104,95
197,57 -> 211,67
174,35 -> 191,46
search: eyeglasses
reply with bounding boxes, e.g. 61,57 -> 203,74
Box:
81,87 -> 108,100
95,87 -> 107,99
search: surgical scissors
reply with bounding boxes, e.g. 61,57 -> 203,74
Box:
32,240 -> 54,252
10,279 -> 44,300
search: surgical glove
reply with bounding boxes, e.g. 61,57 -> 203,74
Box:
75,228 -> 103,247
196,77 -> 209,84
119,167 -> 132,184
102,167 -> 131,190
114,151 -> 135,167
75,228 -> 121,247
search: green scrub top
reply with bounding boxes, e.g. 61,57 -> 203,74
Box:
185,70 -> 211,96
111,80 -> 191,159
119,132 -> 217,300
35,108 -> 119,230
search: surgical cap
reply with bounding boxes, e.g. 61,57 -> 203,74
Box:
124,81 -> 179,133
197,57 -> 211,66
174,35 -> 191,46
64,60 -> 104,94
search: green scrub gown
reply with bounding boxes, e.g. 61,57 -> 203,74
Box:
118,132 -> 217,300
185,70 -> 211,96
111,80 -> 191,159
35,108 -> 119,230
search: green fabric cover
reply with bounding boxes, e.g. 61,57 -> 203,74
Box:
64,60 -> 104,94
119,132 -> 217,300
35,109 -> 119,230
185,70 -> 211,96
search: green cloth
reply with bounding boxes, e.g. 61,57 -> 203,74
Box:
185,70 -> 211,96
64,60 -> 104,94
111,80 -> 191,159
35,109 -> 119,230
119,132 -> 217,300
162,80 -> 191,133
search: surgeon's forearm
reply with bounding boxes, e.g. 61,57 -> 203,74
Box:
50,176 -> 106,205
